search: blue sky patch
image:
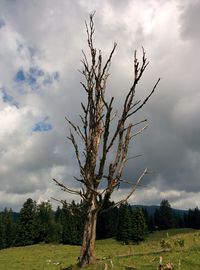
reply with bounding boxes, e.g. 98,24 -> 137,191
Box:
14,67 -> 59,91
32,118 -> 53,132
1,88 -> 19,108
15,69 -> 26,82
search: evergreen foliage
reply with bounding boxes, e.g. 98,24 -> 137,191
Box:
0,198 -> 199,250
61,201 -> 84,245
117,204 -> 147,244
37,201 -> 62,243
154,200 -> 174,229
15,198 -> 38,246
0,208 -> 15,248
117,204 -> 133,244
97,201 -> 118,239
184,207 -> 200,229
131,208 -> 147,243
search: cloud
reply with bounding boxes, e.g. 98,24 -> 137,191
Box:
179,0 -> 200,41
0,18 -> 5,28
112,186 -> 200,210
0,0 -> 199,211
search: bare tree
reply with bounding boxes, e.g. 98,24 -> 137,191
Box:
53,14 -> 160,267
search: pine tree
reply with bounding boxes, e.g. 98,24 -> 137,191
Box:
37,201 -> 53,243
131,208 -> 147,243
61,203 -> 78,245
186,207 -> 200,229
193,207 -> 200,229
154,208 -> 160,229
0,213 -> 5,249
142,207 -> 152,232
97,201 -> 118,239
72,201 -> 85,244
0,208 -> 15,248
157,200 -> 174,229
117,204 -> 132,244
15,198 -> 38,246
55,206 -> 62,223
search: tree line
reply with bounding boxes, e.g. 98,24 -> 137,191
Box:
153,200 -> 200,230
0,198 -> 199,250
0,198 -> 147,249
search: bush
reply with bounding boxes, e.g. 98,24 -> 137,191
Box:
160,239 -> 172,249
174,238 -> 184,248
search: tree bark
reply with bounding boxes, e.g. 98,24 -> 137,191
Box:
78,197 -> 98,267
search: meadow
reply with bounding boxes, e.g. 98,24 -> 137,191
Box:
0,229 -> 199,269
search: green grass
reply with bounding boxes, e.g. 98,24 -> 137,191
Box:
0,229 -> 200,269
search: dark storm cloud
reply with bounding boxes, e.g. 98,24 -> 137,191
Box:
179,0 -> 200,40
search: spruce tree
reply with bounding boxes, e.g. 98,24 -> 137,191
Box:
61,204 -> 78,245
193,207 -> 200,229
0,213 -> 5,249
117,204 -> 132,244
158,200 -> 174,229
131,208 -> 147,243
154,208 -> 160,229
37,201 -> 55,243
15,198 -> 38,246
0,208 -> 15,248
97,201 -> 118,239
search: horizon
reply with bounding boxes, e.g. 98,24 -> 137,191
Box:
0,199 -> 191,213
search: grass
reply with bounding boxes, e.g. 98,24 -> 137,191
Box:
0,229 -> 199,269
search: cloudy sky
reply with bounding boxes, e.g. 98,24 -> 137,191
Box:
0,0 -> 200,211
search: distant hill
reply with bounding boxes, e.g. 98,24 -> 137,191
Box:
0,205 -> 188,221
132,205 -> 188,217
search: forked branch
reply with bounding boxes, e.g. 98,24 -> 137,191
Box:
54,12 -> 159,219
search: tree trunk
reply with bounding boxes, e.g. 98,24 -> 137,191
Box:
78,201 -> 98,268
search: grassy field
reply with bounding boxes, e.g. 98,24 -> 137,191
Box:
0,229 -> 199,269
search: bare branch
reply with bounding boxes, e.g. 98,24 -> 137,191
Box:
113,168 -> 148,207
130,124 -> 149,140
118,178 -> 147,188
52,178 -> 82,196
129,78 -> 160,116
65,116 -> 85,142
101,42 -> 117,79
116,124 -> 132,179
51,197 -> 71,206
125,154 -> 143,162
74,176 -> 85,184
68,130 -> 84,177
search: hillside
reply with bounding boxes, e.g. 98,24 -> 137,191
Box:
0,229 -> 199,269
133,205 -> 188,217
0,205 -> 187,220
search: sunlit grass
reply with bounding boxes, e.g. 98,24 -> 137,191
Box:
0,229 -> 199,269
0,244 -> 79,270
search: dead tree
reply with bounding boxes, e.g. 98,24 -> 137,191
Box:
53,14 -> 160,267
